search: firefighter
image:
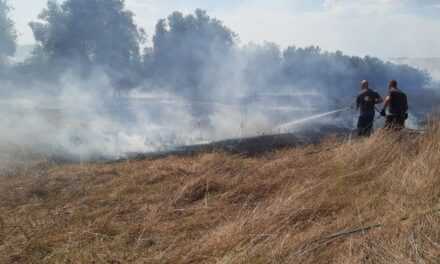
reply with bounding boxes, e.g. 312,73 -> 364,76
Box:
356,80 -> 383,136
381,80 -> 408,130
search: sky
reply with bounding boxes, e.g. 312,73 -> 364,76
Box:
9,0 -> 440,58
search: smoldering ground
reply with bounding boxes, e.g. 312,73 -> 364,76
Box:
0,71 -> 341,164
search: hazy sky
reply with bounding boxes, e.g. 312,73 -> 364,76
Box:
9,0 -> 440,58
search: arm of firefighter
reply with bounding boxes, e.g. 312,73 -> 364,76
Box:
381,96 -> 390,116
383,96 -> 390,109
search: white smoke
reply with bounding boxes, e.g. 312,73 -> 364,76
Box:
0,66 -> 335,164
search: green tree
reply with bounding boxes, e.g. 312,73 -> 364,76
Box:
30,0 -> 145,78
0,0 -> 16,64
150,9 -> 236,91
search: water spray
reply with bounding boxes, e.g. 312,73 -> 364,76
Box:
273,107 -> 351,133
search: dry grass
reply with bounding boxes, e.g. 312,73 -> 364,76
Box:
1,122 -> 440,263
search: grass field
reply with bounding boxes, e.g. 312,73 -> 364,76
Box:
1,121 -> 440,263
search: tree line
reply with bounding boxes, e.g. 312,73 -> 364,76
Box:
0,0 -> 436,112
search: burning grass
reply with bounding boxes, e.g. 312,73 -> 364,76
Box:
1,122 -> 440,263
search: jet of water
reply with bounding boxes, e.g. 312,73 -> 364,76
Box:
273,107 -> 351,133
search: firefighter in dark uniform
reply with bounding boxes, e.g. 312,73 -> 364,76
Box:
356,80 -> 383,136
381,80 -> 408,130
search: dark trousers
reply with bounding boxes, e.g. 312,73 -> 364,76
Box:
385,115 -> 406,130
358,114 -> 375,137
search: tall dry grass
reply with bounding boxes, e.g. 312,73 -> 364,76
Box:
1,121 -> 440,263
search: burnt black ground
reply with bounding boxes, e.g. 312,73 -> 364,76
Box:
123,125 -> 352,161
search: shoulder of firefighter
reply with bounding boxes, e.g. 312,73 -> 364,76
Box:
358,90 -> 379,102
